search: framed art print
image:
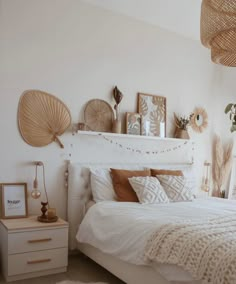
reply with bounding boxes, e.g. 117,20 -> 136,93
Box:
1,183 -> 28,218
138,93 -> 166,137
126,112 -> 141,135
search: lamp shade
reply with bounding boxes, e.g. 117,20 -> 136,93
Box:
200,0 -> 236,66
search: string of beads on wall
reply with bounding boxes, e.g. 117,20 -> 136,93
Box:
99,133 -> 195,156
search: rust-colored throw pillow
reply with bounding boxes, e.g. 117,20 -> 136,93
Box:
110,169 -> 151,202
151,169 -> 183,177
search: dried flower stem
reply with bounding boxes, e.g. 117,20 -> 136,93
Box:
212,135 -> 233,197
174,112 -> 193,130
113,86 -> 123,120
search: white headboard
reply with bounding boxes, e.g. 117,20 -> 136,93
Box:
67,132 -> 194,250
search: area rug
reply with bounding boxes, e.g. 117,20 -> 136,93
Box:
56,281 -> 108,284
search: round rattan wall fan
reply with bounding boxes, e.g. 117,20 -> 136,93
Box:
18,90 -> 71,148
84,99 -> 114,132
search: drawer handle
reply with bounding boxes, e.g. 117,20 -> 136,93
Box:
27,258 -> 51,264
28,238 -> 52,243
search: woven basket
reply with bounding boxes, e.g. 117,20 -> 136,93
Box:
201,0 -> 236,66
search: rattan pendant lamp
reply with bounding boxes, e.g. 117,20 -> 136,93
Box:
200,0 -> 236,66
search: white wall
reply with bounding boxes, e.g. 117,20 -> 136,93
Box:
1,0 -> 236,219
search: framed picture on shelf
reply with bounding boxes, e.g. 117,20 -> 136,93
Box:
138,93 -> 166,137
228,156 -> 236,199
0,183 -> 28,219
126,113 -> 142,135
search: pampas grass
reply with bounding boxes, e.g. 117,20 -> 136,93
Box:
212,135 -> 233,197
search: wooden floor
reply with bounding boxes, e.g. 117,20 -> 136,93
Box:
0,253 -> 125,284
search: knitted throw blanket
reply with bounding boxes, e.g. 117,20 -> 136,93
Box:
144,215 -> 236,284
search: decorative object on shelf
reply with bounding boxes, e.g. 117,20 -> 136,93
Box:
72,122 -> 86,135
125,112 -> 141,135
212,135 -> 233,197
138,93 -> 166,137
225,103 -> 236,132
200,0 -> 236,66
78,122 -> 86,131
18,90 -> 71,148
220,190 -> 225,198
84,99 -> 114,132
31,161 -> 58,222
191,107 -> 208,133
0,183 -> 28,219
173,113 -> 193,139
201,161 -> 211,193
112,86 -> 124,134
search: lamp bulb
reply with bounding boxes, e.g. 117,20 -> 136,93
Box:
31,189 -> 41,199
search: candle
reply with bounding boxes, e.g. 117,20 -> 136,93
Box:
160,122 -> 165,138
145,121 -> 150,136
47,208 -> 56,219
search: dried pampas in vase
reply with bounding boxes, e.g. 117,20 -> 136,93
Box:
212,135 -> 233,197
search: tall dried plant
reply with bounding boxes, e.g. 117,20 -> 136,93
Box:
212,135 -> 233,197
113,86 -> 123,120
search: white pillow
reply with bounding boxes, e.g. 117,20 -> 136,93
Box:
90,168 -> 117,202
128,176 -> 169,204
149,165 -> 197,196
157,175 -> 194,202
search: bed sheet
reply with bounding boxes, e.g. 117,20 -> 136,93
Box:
77,197 -> 236,282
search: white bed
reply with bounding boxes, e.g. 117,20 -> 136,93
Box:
66,134 -> 222,284
67,162 -> 200,284
77,198 -> 236,284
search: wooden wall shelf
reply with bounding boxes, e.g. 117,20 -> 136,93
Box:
77,130 -> 190,143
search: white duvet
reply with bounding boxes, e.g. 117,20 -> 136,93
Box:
76,197 -> 236,282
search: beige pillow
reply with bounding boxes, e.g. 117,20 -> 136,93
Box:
128,176 -> 169,204
157,175 -> 194,202
151,169 -> 183,177
110,169 -> 151,202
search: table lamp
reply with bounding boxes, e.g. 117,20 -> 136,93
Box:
31,161 -> 57,222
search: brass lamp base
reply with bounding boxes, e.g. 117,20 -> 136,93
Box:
39,201 -> 48,219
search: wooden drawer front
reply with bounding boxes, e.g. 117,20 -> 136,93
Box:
8,228 -> 68,254
8,247 -> 68,276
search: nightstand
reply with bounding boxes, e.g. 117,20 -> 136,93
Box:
0,216 -> 68,282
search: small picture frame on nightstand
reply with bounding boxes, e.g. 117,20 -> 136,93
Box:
0,183 -> 28,219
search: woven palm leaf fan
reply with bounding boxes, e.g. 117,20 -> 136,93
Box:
200,0 -> 236,66
18,90 -> 71,148
84,99 -> 114,132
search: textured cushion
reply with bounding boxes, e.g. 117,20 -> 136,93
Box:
128,176 -> 169,204
110,169 -> 151,202
151,169 -> 183,177
157,175 -> 194,202
90,168 -> 117,202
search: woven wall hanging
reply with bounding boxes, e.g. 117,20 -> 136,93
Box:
200,0 -> 236,66
84,99 -> 114,132
18,90 -> 71,148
